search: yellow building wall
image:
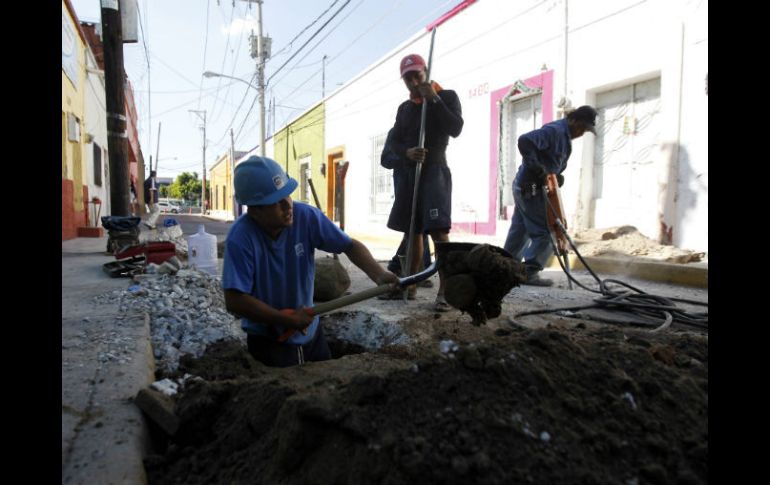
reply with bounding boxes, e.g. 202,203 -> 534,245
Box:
209,155 -> 232,213
273,103 -> 326,214
62,0 -> 88,238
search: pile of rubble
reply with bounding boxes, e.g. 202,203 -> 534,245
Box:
139,221 -> 189,259
93,268 -> 243,376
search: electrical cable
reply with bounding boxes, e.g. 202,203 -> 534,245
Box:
269,0 -> 342,61
266,0 -> 352,85
511,185 -> 708,332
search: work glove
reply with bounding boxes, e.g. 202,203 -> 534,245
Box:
556,174 -> 564,187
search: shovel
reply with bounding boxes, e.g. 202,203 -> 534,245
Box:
277,241 -> 472,342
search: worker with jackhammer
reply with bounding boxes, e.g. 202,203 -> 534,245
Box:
222,156 -> 398,367
381,53 -> 464,311
503,105 -> 598,287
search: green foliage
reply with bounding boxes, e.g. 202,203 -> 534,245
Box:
167,172 -> 210,203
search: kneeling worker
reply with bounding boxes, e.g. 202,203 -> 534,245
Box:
222,156 -> 399,367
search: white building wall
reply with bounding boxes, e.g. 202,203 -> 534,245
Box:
675,1 -> 708,252
322,0 -> 707,250
83,48 -> 110,223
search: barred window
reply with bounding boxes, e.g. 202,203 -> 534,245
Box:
370,132 -> 393,216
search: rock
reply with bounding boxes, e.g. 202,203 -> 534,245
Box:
314,257 -> 351,301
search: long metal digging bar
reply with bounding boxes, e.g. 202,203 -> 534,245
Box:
276,241 -> 475,342
277,260 -> 440,342
404,27 -> 437,303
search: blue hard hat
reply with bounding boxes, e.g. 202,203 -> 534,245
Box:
234,156 -> 298,206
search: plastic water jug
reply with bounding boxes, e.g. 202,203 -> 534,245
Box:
187,225 -> 218,275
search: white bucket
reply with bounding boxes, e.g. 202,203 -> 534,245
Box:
187,224 -> 218,275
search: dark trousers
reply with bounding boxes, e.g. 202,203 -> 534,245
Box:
388,234 -> 432,274
247,324 -> 331,367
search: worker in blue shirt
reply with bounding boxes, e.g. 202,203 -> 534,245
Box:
503,105 -> 598,286
222,156 -> 399,367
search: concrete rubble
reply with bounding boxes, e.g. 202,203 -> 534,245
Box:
93,267 -> 243,375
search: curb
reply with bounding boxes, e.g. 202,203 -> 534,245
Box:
547,254 -> 708,288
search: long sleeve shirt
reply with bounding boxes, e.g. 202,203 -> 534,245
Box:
387,89 -> 464,165
514,118 -> 572,187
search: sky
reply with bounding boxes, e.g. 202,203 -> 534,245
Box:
70,0 -> 458,181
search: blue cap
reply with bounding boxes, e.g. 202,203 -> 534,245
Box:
234,156 -> 298,206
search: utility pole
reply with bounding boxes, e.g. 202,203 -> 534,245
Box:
154,122 -> 162,172
189,109 -> 207,212
322,54 -> 327,98
101,0 -> 130,216
247,0 -> 270,156
230,128 -> 239,219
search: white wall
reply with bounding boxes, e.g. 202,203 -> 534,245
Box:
83,48 -> 110,224
322,0 -> 707,250
675,1 -> 708,252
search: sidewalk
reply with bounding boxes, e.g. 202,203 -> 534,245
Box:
349,230 -> 708,289
62,235 -> 154,484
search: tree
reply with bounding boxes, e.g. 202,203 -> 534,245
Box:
167,172 -> 209,204
159,185 -> 169,198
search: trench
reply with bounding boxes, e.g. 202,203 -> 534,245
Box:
321,311 -> 410,358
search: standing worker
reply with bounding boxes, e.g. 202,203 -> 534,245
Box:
384,53 -> 464,311
503,105 -> 598,286
143,170 -> 160,229
222,156 -> 399,367
379,127 -> 433,288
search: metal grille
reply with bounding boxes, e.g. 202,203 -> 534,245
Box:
370,132 -> 393,216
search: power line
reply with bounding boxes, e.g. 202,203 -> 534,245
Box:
266,0 -> 352,85
212,71 -> 259,147
150,51 -> 201,90
137,0 -> 152,168
197,0 -> 212,111
135,80 -> 239,94
269,0 -> 341,60
152,87 -> 245,118
233,0 -> 353,146
312,0 -> 453,84
208,2 -> 237,124
269,0 -> 364,91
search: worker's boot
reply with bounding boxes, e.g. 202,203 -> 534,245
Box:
522,269 -> 553,287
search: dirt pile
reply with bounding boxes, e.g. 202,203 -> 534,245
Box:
144,324 -> 707,484
443,244 -> 527,325
572,226 -> 706,263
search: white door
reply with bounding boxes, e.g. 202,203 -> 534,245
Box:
593,78 -> 662,239
499,95 -> 541,217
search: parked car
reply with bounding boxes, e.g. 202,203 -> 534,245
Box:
158,200 -> 181,214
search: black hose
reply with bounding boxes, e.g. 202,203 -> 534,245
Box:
514,191 -> 709,331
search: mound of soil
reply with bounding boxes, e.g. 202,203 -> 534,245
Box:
145,324 -> 707,484
573,226 -> 706,263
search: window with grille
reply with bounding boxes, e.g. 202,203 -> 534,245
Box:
93,143 -> 102,186
298,154 -> 311,204
370,132 -> 393,216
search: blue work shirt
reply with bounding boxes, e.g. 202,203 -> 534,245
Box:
221,202 -> 352,345
514,118 -> 572,188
